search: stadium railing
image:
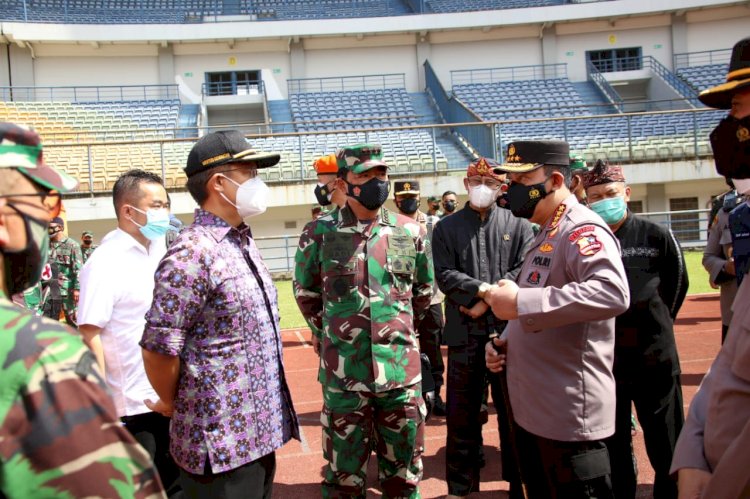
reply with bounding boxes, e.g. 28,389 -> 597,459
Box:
673,48 -> 733,70
0,84 -> 179,102
450,63 -> 568,86
41,105 -> 723,196
287,74 -> 408,94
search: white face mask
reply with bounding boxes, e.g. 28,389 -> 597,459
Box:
469,184 -> 498,209
220,175 -> 270,221
732,178 -> 750,196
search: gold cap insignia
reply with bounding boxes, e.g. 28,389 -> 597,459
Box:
508,145 -> 516,157
404,182 -> 411,190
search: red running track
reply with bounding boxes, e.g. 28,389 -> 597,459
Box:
273,294 -> 722,498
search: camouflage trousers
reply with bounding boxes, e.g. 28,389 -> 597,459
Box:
321,384 -> 426,499
62,294 -> 77,327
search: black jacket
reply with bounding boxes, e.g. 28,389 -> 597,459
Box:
614,212 -> 689,376
432,203 -> 534,346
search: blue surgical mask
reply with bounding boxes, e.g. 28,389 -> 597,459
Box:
589,196 -> 627,225
128,206 -> 171,240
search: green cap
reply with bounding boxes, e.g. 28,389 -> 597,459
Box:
335,144 -> 388,174
0,122 -> 78,192
82,230 -> 94,237
570,155 -> 588,171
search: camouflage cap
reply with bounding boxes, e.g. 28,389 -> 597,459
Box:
428,195 -> 440,203
0,122 -> 78,192
336,144 -> 388,174
570,155 -> 588,171
82,230 -> 94,237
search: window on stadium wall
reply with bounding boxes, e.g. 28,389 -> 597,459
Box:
627,200 -> 643,214
205,70 -> 261,96
669,197 -> 699,242
586,47 -> 642,73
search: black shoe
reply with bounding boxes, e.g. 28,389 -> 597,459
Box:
479,403 -> 489,425
433,394 -> 446,416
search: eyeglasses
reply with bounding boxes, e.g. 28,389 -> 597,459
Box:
0,191 -> 62,218
467,177 -> 503,190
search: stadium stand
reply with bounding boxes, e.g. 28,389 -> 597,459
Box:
289,88 -> 418,132
452,78 -> 591,120
0,100 -> 181,141
676,64 -> 727,95
426,0 -> 562,13
1,0 -> 607,23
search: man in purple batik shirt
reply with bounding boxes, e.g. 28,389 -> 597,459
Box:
140,130 -> 299,499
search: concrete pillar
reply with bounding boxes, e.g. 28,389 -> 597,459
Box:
0,44 -> 10,88
289,39 -> 305,80
671,13 -> 688,69
646,182 -> 668,212
541,25 -> 557,79
416,36 -> 432,90
7,43 -> 35,89
158,44 -> 175,89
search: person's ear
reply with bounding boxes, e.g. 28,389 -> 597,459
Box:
624,185 -> 631,203
550,171 -> 565,190
463,178 -> 470,192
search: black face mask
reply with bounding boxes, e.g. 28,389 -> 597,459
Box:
4,206 -> 49,296
398,198 -> 419,215
347,177 -> 390,211
314,182 -> 334,207
82,239 -> 93,247
710,114 -> 750,179
443,200 -> 456,213
508,180 -> 551,219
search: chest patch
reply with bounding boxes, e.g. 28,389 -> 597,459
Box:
531,255 -> 551,268
527,270 -> 542,285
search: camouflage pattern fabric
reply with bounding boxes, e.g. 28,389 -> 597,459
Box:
0,298 -> 165,498
81,244 -> 98,263
294,204 -> 434,393
321,385 -> 426,499
48,236 -> 82,324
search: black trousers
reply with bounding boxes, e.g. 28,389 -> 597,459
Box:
179,452 -> 276,499
515,424 -> 613,499
121,411 -> 182,497
418,302 -> 445,390
446,334 -> 518,496
604,372 -> 683,499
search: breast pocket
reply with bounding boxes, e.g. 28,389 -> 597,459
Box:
322,260 -> 358,302
387,237 -> 416,299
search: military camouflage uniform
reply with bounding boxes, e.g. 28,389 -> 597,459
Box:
81,243 -> 98,263
294,203 -> 434,498
0,297 -> 165,498
47,236 -> 82,325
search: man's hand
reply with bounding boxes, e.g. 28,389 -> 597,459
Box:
485,336 -> 507,373
677,468 -> 711,499
725,258 -> 736,276
73,290 -> 80,304
145,398 -> 174,418
459,300 -> 489,319
484,279 -> 519,320
311,335 -> 321,356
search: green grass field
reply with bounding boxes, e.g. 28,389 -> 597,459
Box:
274,249 -> 716,330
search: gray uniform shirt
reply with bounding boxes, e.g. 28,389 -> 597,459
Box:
670,275 -> 750,497
702,208 -> 738,327
505,195 -> 630,442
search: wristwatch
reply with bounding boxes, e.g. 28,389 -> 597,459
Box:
477,282 -> 492,300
